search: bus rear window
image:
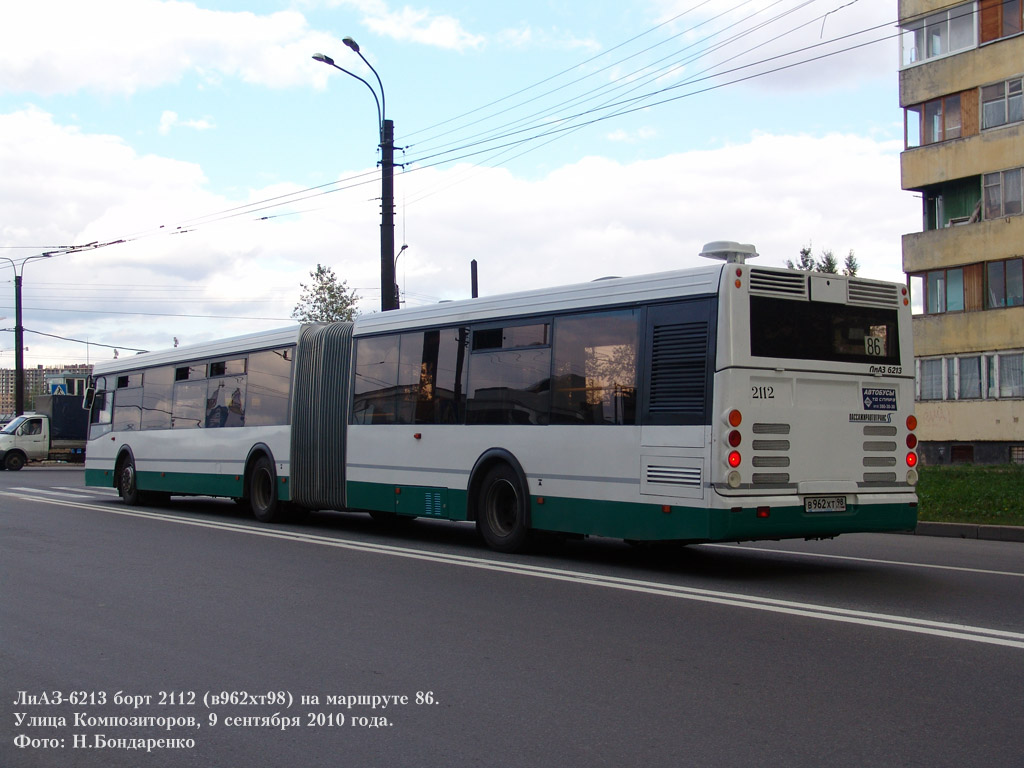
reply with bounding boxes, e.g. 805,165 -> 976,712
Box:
750,296 -> 901,366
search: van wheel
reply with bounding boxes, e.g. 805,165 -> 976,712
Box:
4,452 -> 26,472
249,455 -> 282,523
476,463 -> 530,553
117,457 -> 142,505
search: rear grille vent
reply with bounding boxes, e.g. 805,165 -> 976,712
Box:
646,465 -> 702,488
753,456 -> 790,467
864,425 -> 897,436
751,423 -> 791,485
848,279 -> 901,308
753,423 -> 791,435
864,457 -> 897,467
749,269 -> 808,298
752,440 -> 790,451
861,425 -> 899,484
864,441 -> 897,452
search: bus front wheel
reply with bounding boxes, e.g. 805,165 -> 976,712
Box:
476,463 -> 530,553
117,457 -> 142,505
249,455 -> 283,523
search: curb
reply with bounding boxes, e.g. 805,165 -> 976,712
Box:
912,521 -> 1024,543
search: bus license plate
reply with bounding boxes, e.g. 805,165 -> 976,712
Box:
804,496 -> 847,513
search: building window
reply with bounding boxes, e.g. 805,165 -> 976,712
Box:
917,351 -> 1024,401
986,258 -> 1024,308
981,0 -> 1022,41
907,94 -> 965,147
920,359 -> 944,400
1001,353 -> 1024,397
918,267 -> 965,314
901,3 -> 976,67
958,356 -> 982,398
984,168 -> 1024,219
981,78 -> 1023,130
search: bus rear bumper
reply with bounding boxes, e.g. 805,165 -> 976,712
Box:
709,493 -> 918,541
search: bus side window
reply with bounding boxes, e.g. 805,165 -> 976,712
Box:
353,336 -> 400,424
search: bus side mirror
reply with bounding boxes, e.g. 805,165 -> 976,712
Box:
83,386 -> 95,411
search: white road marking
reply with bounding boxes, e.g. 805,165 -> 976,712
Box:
704,542 -> 1024,579
5,490 -> 1024,650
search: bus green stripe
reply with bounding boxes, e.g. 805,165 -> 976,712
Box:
85,467 -> 290,502
344,480 -> 917,541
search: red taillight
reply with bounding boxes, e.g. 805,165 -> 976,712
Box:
728,451 -> 742,468
906,452 -> 918,467
728,409 -> 742,427
907,434 -> 918,449
906,415 -> 917,431
728,430 -> 742,447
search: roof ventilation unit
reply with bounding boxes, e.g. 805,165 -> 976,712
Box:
700,241 -> 759,265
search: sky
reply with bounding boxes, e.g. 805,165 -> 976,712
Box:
0,0 -> 920,368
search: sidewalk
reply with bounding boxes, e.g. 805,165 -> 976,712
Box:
911,521 -> 1024,543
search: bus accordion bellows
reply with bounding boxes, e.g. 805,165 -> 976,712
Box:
84,242 -> 918,552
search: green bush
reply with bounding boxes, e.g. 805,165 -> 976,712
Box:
916,464 -> 1024,526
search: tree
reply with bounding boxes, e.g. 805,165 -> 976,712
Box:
786,245 -> 858,276
292,264 -> 359,323
842,249 -> 860,277
786,246 -> 817,271
817,249 -> 839,274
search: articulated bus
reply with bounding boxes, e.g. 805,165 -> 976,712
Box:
84,242 -> 918,551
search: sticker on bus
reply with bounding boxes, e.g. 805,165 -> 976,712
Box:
862,388 -> 897,411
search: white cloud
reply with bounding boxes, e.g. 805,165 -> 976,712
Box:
158,110 -> 215,135
1,107 -> 918,365
329,0 -> 484,51
0,0 -> 345,95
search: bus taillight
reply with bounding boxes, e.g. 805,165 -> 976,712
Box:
906,452 -> 918,468
906,414 -> 917,431
728,409 -> 742,427
906,434 -> 917,449
728,450 -> 741,468
728,430 -> 742,447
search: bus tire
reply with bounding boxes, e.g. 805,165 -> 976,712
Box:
117,456 -> 142,505
249,455 -> 283,523
476,463 -> 530,553
4,451 -> 26,472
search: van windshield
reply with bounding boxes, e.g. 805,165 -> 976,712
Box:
1,416 -> 27,435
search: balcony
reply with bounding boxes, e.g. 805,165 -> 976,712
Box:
900,34 -> 1024,105
903,215 -> 1024,273
902,122 -> 1024,190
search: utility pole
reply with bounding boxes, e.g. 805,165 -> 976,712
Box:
14,274 -> 23,414
381,118 -> 397,311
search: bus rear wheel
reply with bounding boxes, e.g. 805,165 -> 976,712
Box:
476,463 -> 530,553
249,455 -> 283,523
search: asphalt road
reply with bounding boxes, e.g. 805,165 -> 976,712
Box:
2,468 -> 1023,768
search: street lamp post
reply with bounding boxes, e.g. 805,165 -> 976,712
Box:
1,253 -> 55,415
313,39 -> 398,312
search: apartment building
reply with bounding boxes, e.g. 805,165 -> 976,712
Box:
899,0 -> 1024,464
0,364 -> 91,415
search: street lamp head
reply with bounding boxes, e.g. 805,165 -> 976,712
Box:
312,52 -> 335,66
342,36 -> 360,53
